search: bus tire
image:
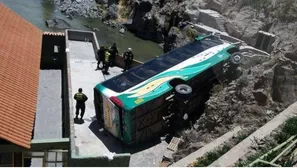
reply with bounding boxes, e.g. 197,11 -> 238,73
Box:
230,52 -> 243,64
175,84 -> 192,100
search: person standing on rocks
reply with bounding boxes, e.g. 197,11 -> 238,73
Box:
74,88 -> 88,120
109,43 -> 118,67
122,48 -> 134,72
96,46 -> 106,70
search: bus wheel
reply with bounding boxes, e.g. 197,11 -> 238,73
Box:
230,52 -> 243,64
175,84 -> 192,100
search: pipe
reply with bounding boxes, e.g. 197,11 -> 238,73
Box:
271,137 -> 297,163
248,136 -> 296,166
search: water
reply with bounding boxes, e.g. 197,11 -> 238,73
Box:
0,0 -> 163,62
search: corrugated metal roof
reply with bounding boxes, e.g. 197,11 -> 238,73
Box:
0,3 -> 42,149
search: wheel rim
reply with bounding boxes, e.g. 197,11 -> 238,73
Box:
233,55 -> 241,62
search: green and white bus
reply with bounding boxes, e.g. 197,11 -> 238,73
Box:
94,34 -> 241,144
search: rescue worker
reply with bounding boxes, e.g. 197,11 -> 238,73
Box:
122,48 -> 134,72
109,43 -> 118,67
74,88 -> 88,120
103,49 -> 111,75
96,46 -> 106,70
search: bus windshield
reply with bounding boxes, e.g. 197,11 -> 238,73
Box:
101,36 -> 224,93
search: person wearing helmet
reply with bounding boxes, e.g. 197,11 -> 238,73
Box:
122,48 -> 134,72
74,88 -> 88,120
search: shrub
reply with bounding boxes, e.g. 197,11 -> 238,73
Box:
282,117 -> 297,136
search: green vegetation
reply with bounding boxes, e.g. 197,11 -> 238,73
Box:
185,27 -> 197,41
192,130 -> 252,167
236,117 -> 297,167
118,0 -> 132,19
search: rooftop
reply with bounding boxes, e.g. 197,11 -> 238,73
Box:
0,3 -> 42,149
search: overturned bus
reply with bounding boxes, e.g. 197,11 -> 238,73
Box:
94,35 -> 242,145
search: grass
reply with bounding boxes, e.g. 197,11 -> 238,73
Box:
192,145 -> 231,167
235,117 -> 297,167
192,130 -> 252,167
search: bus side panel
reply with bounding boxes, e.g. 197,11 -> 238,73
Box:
129,93 -> 171,144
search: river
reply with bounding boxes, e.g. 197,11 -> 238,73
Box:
0,0 -> 163,62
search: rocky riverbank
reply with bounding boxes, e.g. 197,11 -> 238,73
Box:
170,0 -> 297,164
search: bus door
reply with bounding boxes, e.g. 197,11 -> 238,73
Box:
102,96 -> 123,138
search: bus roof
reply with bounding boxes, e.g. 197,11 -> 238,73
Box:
101,35 -> 224,93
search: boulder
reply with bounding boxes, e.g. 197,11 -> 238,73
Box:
272,61 -> 297,106
103,3 -> 118,20
252,89 -> 268,105
224,7 -> 265,46
207,0 -> 223,13
45,17 -> 71,29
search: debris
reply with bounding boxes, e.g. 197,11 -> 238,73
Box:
168,137 -> 182,152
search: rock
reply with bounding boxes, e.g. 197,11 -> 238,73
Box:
272,61 -> 297,106
95,0 -> 108,4
124,0 -> 166,43
184,0 -> 201,22
253,89 -> 268,105
119,28 -> 125,34
45,17 -> 71,29
56,0 -> 101,18
103,3 -> 118,20
188,142 -> 205,150
163,25 -> 194,53
207,0 -> 223,13
93,28 -> 100,31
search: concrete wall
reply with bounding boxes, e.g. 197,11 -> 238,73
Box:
41,34 -> 70,139
65,29 -> 131,166
114,54 -> 143,69
69,154 -> 131,167
66,29 -> 143,68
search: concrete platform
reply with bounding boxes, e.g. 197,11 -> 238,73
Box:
68,40 -> 169,166
68,41 -> 123,157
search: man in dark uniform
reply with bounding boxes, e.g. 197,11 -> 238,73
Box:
109,43 -> 118,67
96,46 -> 106,70
122,48 -> 134,72
74,88 -> 88,120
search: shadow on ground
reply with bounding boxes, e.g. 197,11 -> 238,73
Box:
89,119 -> 163,154
74,118 -> 85,124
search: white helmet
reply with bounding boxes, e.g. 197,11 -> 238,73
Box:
128,48 -> 132,51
